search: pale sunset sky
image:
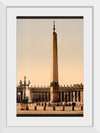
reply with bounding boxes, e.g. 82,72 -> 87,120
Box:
17,18 -> 83,86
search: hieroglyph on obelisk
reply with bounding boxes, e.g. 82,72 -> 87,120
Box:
50,21 -> 59,103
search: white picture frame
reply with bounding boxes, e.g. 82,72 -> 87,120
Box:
7,7 -> 92,127
0,0 -> 99,132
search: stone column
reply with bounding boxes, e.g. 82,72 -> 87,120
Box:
60,92 -> 62,102
43,92 -> 45,102
64,92 -> 65,102
67,92 -> 69,102
68,91 -> 70,102
80,91 -> 83,102
39,92 -> 41,102
77,91 -> 79,102
65,92 -> 67,102
47,92 -> 49,101
41,92 -> 42,102
42,92 -> 43,101
38,93 -> 40,102
45,92 -> 47,101
70,91 -> 72,102
22,88 -> 24,100
43,92 -> 45,101
46,92 -> 48,101
73,91 -> 75,102
49,92 -> 50,101
82,91 -> 83,102
69,91 -> 71,102
20,92 -> 22,102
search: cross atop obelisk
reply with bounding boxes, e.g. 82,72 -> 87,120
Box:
53,21 -> 55,32
50,21 -> 59,103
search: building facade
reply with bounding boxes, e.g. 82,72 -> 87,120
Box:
17,83 -> 83,106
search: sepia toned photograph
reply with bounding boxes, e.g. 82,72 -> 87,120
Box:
16,16 -> 83,117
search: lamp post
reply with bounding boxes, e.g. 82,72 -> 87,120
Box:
19,76 -> 30,103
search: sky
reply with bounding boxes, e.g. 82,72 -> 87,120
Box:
17,18 -> 83,86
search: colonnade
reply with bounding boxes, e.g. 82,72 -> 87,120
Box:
59,91 -> 83,103
31,92 -> 50,102
17,90 -> 83,103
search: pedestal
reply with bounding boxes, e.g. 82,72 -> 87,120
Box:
50,86 -> 59,103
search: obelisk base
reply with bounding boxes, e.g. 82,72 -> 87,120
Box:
50,86 -> 59,103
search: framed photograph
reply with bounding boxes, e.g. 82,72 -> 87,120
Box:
1,1 -> 97,131
16,16 -> 84,117
7,6 -> 92,127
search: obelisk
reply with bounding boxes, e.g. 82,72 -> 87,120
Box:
50,21 -> 59,103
